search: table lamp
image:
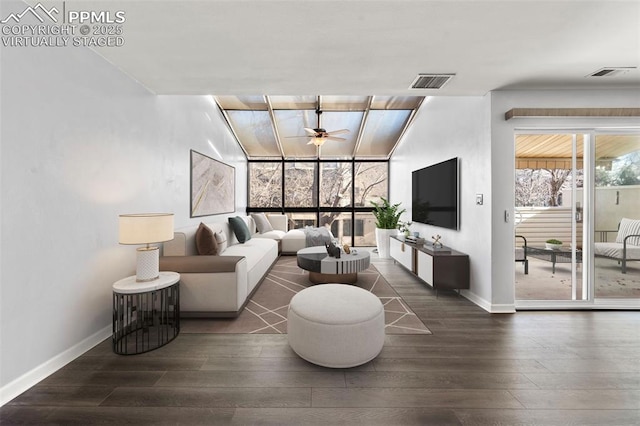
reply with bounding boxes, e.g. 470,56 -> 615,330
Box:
119,213 -> 174,282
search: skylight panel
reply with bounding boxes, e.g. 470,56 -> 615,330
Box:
357,110 -> 412,157
226,110 -> 280,157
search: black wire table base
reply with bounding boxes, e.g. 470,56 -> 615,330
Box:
112,282 -> 180,355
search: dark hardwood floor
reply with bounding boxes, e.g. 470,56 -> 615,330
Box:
2,257 -> 639,425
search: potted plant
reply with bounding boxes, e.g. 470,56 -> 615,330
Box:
370,197 -> 406,258
545,238 -> 563,250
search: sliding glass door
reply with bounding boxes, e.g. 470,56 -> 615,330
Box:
514,133 -> 584,302
593,133 -> 640,300
515,130 -> 640,308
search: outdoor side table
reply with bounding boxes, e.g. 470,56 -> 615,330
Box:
112,271 -> 180,355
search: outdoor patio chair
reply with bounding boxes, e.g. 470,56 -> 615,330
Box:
594,217 -> 640,274
515,234 -> 529,274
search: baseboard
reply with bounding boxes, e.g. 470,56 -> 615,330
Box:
0,324 -> 111,407
488,303 -> 517,313
461,290 -> 516,314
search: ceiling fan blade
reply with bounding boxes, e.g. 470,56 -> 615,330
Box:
303,127 -> 317,135
326,136 -> 347,142
326,129 -> 350,136
283,135 -> 310,138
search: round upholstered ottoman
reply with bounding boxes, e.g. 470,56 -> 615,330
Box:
287,284 -> 385,368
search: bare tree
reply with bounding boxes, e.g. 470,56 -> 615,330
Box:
545,168 -> 572,206
250,162 -> 388,222
515,168 -> 572,207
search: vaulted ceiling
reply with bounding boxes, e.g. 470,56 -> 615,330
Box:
214,95 -> 424,159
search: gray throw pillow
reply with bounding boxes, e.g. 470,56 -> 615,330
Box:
229,216 -> 252,243
251,213 -> 273,234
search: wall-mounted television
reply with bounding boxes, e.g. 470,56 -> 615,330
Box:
412,157 -> 459,230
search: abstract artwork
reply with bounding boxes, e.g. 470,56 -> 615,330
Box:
190,150 -> 235,217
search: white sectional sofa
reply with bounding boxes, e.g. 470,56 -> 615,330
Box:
160,215 -> 277,317
159,214 -> 309,317
160,214 -> 336,317
256,214 -> 307,254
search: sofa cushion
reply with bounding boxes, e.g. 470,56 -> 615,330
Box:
229,216 -> 252,243
223,238 -> 276,272
251,213 -> 274,234
616,218 -> 640,246
254,229 -> 286,240
595,242 -> 640,260
196,222 -> 219,255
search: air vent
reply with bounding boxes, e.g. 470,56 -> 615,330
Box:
588,67 -> 635,77
410,74 -> 454,89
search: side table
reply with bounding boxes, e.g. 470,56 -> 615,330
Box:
112,271 -> 180,355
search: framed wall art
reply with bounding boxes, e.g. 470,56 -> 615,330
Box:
190,150 -> 235,217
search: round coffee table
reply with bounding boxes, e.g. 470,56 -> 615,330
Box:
297,246 -> 371,284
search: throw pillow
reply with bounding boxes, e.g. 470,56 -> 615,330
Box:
251,213 -> 273,234
229,216 -> 252,243
195,222 -> 219,255
215,230 -> 228,253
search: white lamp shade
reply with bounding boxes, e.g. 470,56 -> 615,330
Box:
119,213 -> 174,245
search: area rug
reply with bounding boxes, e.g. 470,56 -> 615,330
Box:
181,256 -> 431,335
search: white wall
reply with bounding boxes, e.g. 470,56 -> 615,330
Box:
393,90 -> 640,312
0,2 -> 245,402
567,186 -> 640,236
390,96 -> 494,307
490,89 -> 640,306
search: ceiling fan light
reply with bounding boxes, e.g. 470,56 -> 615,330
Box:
312,137 -> 325,146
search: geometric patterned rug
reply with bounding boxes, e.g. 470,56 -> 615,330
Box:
181,256 -> 431,335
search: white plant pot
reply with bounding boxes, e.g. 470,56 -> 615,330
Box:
375,228 -> 397,259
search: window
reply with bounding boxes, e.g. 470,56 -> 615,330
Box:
248,160 -> 388,246
249,162 -> 282,207
354,162 -> 388,207
284,162 -> 317,208
320,162 -> 352,207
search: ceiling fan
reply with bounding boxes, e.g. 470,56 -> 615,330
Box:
289,107 -> 350,147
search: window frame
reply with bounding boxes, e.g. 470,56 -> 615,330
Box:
246,159 -> 389,247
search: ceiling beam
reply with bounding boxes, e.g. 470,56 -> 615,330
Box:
265,96 -> 285,159
505,108 -> 640,120
352,96 -> 373,158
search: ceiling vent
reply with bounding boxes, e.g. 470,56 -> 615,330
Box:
410,74 -> 454,89
587,67 -> 635,77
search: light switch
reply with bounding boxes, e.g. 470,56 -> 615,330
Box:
476,194 -> 483,205
504,210 -> 510,223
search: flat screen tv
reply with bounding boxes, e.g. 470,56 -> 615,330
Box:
412,157 -> 459,230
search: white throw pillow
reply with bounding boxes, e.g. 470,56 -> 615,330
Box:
214,230 -> 228,253
251,213 -> 274,234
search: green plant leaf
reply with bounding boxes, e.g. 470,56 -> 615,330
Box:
370,197 -> 406,229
